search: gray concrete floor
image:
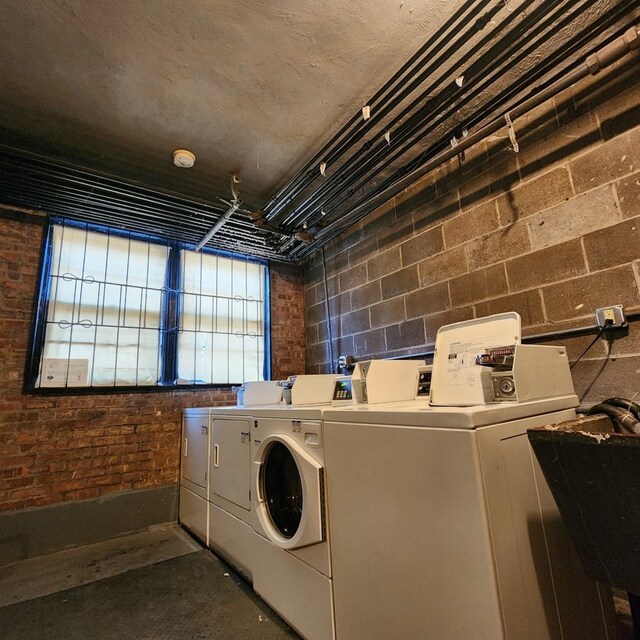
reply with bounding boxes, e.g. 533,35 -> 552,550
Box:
0,524 -> 300,640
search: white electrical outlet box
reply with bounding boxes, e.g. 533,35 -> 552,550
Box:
595,305 -> 627,329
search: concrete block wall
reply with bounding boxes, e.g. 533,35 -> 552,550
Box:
0,213 -> 305,515
303,54 -> 640,403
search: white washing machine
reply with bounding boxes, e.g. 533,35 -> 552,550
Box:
251,407 -> 333,640
207,375 -> 341,586
247,364 -> 426,640
321,314 -> 616,640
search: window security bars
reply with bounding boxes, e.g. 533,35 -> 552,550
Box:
178,251 -> 265,385
29,221 -> 268,390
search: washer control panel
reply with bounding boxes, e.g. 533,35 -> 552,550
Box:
332,377 -> 353,402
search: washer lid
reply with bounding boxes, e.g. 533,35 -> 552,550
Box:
430,312 -> 521,407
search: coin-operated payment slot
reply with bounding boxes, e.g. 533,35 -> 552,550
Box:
475,344 -> 576,404
416,365 -> 433,398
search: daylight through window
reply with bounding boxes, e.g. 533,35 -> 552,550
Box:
31,222 -> 268,389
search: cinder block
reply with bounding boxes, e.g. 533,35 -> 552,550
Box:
384,318 -> 426,351
443,201 -> 500,248
332,335 -> 354,360
353,328 -> 386,357
474,289 -> 544,328
458,139 -> 520,210
348,234 -> 379,267
506,239 -> 587,291
370,297 -> 406,329
405,282 -> 450,319
571,355 -> 640,405
527,186 -> 620,249
381,265 -> 419,300
518,94 -> 601,181
412,189 -> 461,234
377,209 -> 415,251
338,262 -> 367,293
328,292 -> 351,317
340,308 -> 370,336
497,167 -> 573,226
449,264 -> 508,306
400,226 -> 444,266
306,342 -> 329,368
424,307 -> 474,344
542,265 -> 640,322
583,216 -> 640,272
466,222 -> 530,270
304,285 -> 316,308
569,127 -> 640,194
418,246 -> 468,288
306,324 -> 318,346
351,280 -> 382,311
367,246 -> 401,281
323,249 -> 349,277
307,302 -> 326,326
595,75 -> 640,140
615,171 -> 640,219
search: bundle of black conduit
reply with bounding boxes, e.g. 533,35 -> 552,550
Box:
586,398 -> 640,435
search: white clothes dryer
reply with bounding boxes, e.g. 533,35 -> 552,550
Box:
180,405 -> 259,578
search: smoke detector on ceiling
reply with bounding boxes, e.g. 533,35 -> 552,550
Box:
173,149 -> 196,168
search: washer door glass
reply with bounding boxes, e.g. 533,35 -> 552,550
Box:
262,442 -> 303,539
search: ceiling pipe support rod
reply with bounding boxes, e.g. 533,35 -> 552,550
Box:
195,199 -> 241,252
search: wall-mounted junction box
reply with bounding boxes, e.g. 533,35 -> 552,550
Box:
595,305 -> 627,329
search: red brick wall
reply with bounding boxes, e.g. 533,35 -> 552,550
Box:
304,55 -> 640,403
270,262 -> 306,380
0,215 -> 304,513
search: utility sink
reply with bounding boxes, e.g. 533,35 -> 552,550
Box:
528,414 -> 640,595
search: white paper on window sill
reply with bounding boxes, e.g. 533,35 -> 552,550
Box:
40,358 -> 89,387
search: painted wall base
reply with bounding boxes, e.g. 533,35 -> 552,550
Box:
0,485 -> 178,565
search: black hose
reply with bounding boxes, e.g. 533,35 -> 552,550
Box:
587,399 -> 640,435
603,397 -> 640,422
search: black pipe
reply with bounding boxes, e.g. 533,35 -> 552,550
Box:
292,24 -> 640,260
262,0 -> 491,221
270,0 -> 508,227
290,0 -> 610,231
0,146 -> 232,216
279,0 -> 554,229
290,11 -> 640,252
321,247 -> 336,374
379,312 -> 640,364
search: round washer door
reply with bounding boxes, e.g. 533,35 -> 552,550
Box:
255,434 -> 324,550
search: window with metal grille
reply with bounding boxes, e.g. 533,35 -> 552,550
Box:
28,220 -> 270,390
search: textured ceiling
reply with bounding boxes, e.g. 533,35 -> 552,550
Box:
0,0 -> 638,261
0,0 -> 463,207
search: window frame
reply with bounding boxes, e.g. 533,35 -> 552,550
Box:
25,218 -> 271,394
